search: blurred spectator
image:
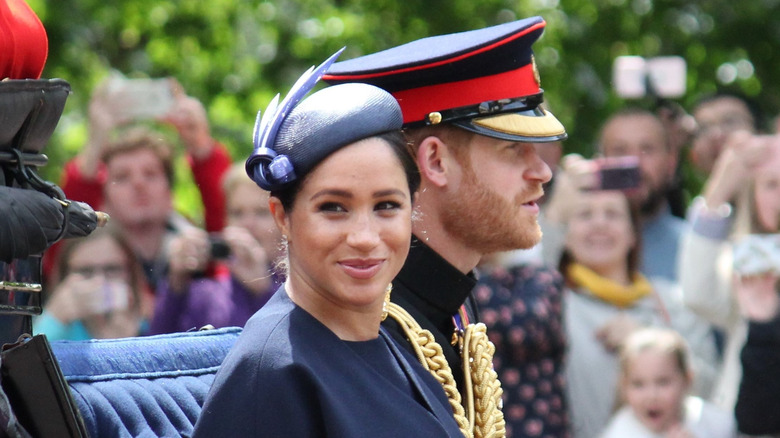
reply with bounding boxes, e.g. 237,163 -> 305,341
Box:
474,260 -> 570,438
548,158 -> 718,438
679,133 -> 780,412
734,269 -> 780,435
656,100 -> 697,219
598,107 -> 688,283
88,127 -> 198,289
690,92 -> 762,177
53,78 -> 232,287
150,164 -> 283,333
34,225 -> 152,340
601,327 -> 736,438
61,77 -> 231,232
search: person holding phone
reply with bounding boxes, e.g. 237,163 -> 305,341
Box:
60,76 -> 231,233
150,164 -> 283,333
51,75 -> 233,289
193,53 -> 463,437
35,225 -> 151,340
680,133 -> 780,419
546,157 -> 718,438
598,107 -> 688,284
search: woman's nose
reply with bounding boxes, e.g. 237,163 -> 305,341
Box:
346,214 -> 380,249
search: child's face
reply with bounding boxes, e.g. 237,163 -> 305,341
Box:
622,349 -> 689,433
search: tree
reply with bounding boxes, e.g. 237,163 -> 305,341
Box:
28,0 -> 780,219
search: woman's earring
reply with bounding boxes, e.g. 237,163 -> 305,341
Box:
381,284 -> 392,321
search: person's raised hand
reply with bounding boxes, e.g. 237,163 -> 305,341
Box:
222,225 -> 272,295
596,314 -> 641,353
704,131 -> 775,208
167,227 -> 211,292
160,80 -> 214,160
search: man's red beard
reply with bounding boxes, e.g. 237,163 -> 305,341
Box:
440,164 -> 543,255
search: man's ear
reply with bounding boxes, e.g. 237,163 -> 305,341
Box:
269,196 -> 290,239
416,135 -> 454,188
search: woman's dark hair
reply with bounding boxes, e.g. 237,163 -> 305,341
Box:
271,130 -> 419,212
558,192 -> 643,286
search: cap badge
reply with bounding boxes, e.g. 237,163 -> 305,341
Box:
427,111 -> 442,125
532,55 -> 541,88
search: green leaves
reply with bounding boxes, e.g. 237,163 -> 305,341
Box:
30,0 -> 780,217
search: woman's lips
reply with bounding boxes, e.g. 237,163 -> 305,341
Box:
339,259 -> 384,280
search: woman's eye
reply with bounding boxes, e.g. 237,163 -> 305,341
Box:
319,202 -> 346,213
375,201 -> 401,211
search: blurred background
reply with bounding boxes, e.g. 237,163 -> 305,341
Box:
28,0 -> 780,225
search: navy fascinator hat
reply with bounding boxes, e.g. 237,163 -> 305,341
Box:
246,49 -> 403,191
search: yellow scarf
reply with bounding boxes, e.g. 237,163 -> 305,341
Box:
567,263 -> 653,308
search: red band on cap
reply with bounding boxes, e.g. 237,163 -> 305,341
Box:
393,63 -> 540,124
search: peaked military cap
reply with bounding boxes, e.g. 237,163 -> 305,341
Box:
323,16 -> 566,143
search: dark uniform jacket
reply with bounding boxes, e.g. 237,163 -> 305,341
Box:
384,235 -> 479,392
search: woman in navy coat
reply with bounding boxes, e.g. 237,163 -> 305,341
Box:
192,51 -> 463,438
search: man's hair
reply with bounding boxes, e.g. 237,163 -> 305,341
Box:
101,126 -> 175,188
597,107 -> 671,153
404,124 -> 475,166
692,90 -> 764,133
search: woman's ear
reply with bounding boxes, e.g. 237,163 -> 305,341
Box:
269,197 -> 290,240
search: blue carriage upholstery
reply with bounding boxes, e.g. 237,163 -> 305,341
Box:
49,327 -> 242,438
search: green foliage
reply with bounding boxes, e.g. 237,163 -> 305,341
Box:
30,0 -> 780,217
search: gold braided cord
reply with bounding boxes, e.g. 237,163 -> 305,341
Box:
462,323 -> 506,438
386,303 -> 506,438
386,303 -> 471,437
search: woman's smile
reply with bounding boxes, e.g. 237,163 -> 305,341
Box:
339,258 -> 385,280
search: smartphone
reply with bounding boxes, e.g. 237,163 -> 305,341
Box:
613,56 -> 686,99
107,76 -> 174,120
733,234 -> 780,276
589,156 -> 641,191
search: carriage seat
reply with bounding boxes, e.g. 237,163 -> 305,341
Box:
50,326 -> 241,438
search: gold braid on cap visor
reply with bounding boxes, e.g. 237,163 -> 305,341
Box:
386,302 -> 506,438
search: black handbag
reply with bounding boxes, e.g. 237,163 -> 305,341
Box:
0,333 -> 87,438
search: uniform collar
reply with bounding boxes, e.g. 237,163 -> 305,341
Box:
394,235 -> 477,315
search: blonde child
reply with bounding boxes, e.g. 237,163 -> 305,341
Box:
601,327 -> 736,438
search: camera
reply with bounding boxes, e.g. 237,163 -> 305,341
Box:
586,156 -> 641,191
209,236 -> 232,260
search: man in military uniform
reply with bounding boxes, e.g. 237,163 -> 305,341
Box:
324,16 -> 566,438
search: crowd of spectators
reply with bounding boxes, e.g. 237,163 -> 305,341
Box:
31,56 -> 780,438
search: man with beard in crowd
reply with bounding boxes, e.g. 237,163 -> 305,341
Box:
599,107 -> 687,282
324,16 -> 566,437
